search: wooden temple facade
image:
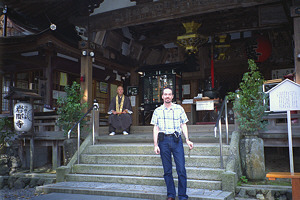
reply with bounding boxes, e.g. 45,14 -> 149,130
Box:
0,0 -> 300,145
0,0 -> 300,120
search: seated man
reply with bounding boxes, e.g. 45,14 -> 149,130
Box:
108,85 -> 133,135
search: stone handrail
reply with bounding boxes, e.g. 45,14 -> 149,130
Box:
221,131 -> 242,193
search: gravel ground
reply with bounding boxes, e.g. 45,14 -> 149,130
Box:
0,187 -> 42,200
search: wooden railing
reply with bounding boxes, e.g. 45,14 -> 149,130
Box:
262,113 -> 300,134
34,114 -> 61,132
267,172 -> 300,200
260,112 -> 300,147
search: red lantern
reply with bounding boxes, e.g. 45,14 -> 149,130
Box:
80,76 -> 85,82
246,35 -> 272,62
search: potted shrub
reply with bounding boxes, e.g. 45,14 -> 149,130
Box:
228,59 -> 268,180
56,81 -> 88,165
228,59 -> 268,135
56,81 -> 88,135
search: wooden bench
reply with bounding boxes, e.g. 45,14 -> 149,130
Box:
266,172 -> 300,200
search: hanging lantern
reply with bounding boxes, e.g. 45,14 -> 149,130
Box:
14,102 -> 33,132
246,35 -> 272,62
177,21 -> 208,54
214,34 -> 231,60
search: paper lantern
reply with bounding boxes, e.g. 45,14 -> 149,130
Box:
246,35 -> 272,62
14,102 -> 33,132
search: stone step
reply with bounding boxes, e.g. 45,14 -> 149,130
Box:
96,134 -> 224,143
10,172 -> 56,179
65,174 -> 222,190
71,164 -> 225,181
83,143 -> 230,156
97,124 -> 234,144
36,182 -> 234,200
99,124 -> 235,135
66,174 -> 222,190
80,154 -> 227,168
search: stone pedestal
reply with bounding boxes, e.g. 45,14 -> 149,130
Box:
240,136 -> 265,180
63,138 -> 78,165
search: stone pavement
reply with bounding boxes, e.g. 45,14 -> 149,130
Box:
36,181 -> 234,200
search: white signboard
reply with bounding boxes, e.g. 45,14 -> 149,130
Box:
182,84 -> 190,95
130,96 -> 136,107
196,100 -> 214,111
14,102 -> 33,132
266,79 -> 300,173
267,79 -> 300,111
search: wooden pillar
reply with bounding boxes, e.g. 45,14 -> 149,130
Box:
292,4 -> 300,84
44,50 -> 54,106
18,140 -> 25,168
0,74 -> 2,113
2,5 -> 7,37
130,68 -> 139,126
80,51 -> 93,108
190,80 -> 198,98
29,137 -> 34,172
9,73 -> 14,115
29,98 -> 34,172
293,16 -> 300,84
292,178 -> 300,200
292,4 -> 300,118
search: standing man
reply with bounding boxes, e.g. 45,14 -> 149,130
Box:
151,87 -> 193,200
108,85 -> 133,135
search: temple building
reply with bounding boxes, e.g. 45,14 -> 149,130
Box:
0,0 -> 300,199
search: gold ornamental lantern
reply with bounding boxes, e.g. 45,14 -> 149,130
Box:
177,21 -> 208,54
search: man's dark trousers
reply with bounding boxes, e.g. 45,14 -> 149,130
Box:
158,135 -> 188,200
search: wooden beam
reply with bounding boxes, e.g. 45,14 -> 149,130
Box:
0,40 -> 40,53
77,0 -> 279,31
19,0 -> 64,3
37,34 -> 80,56
94,56 -> 131,74
3,55 -> 46,68
0,34 -> 80,57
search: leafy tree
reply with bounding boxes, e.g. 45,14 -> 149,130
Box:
228,59 -> 268,134
57,81 -> 88,135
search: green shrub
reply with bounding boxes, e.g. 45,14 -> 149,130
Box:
56,81 -> 88,135
0,117 -> 17,148
228,59 -> 268,134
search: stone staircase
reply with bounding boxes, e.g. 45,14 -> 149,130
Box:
95,124 -> 234,143
37,125 -> 235,199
